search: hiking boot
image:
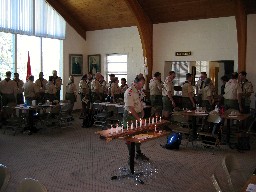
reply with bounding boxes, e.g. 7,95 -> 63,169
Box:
135,152 -> 149,161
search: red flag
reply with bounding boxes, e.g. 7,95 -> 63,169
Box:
26,51 -> 31,80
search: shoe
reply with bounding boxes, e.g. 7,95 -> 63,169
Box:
135,152 -> 149,161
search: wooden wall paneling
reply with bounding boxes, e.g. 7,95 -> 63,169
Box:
124,0 -> 153,88
235,0 -> 247,72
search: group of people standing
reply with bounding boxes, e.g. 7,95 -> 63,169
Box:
0,70 -> 62,108
148,70 -> 254,121
77,72 -> 128,117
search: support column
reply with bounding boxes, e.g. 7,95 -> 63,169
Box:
124,0 -> 153,88
235,0 -> 247,72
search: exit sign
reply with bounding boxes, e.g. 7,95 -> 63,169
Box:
175,51 -> 192,56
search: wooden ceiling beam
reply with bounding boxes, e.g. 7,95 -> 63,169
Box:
235,0 -> 247,71
124,0 -> 153,85
46,0 -> 87,40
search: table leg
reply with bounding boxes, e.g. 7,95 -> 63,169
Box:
192,116 -> 197,140
226,119 -> 230,144
130,142 -> 135,174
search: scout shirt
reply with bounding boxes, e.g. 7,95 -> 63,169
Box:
201,85 -> 213,101
45,81 -> 57,95
79,80 -> 90,95
0,79 -> 17,95
182,81 -> 194,98
124,84 -> 143,113
14,79 -> 24,94
53,76 -> 62,91
196,79 -> 204,95
239,79 -> 254,106
111,82 -> 121,96
149,77 -> 162,96
66,82 -> 77,94
224,79 -> 242,100
23,80 -> 37,98
91,79 -> 101,93
35,78 -> 48,93
162,78 -> 174,97
120,84 -> 128,94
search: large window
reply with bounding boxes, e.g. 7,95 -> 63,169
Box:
0,32 -> 62,84
17,34 -> 41,81
0,0 -> 66,39
171,61 -> 189,86
106,54 -> 127,85
0,32 -> 15,79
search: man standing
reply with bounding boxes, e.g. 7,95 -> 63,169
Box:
149,72 -> 163,116
123,75 -> 149,162
224,72 -> 242,111
196,72 -> 207,106
45,76 -> 57,102
91,72 -> 102,102
52,70 -> 62,101
182,73 -> 195,110
239,71 -> 254,114
0,71 -> 17,106
162,71 -> 176,120
13,72 -> 24,104
23,75 -> 38,106
35,72 -> 48,104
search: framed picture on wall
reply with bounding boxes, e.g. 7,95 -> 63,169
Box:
88,54 -> 101,74
69,54 -> 83,76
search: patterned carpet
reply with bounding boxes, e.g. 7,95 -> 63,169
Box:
0,112 -> 255,192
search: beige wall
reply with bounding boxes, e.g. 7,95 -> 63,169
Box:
246,14 -> 256,108
153,16 -> 238,76
85,27 -> 144,85
64,14 -> 256,109
63,23 -> 87,109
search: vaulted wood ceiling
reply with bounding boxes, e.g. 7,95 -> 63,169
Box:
46,0 -> 256,40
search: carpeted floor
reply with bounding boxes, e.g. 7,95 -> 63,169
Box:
0,112 -> 255,192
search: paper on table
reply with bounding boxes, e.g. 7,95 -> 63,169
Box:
246,183 -> 256,192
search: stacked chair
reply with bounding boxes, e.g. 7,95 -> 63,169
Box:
17,178 -> 47,192
0,164 -> 10,192
2,106 -> 25,136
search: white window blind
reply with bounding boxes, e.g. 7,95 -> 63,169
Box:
0,0 -> 66,39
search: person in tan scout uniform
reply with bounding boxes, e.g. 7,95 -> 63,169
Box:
111,77 -> 121,102
201,78 -> 214,111
182,73 -> 195,110
162,71 -> 176,120
45,76 -> 57,102
239,71 -> 254,114
52,70 -> 62,101
91,72 -> 102,102
13,72 -> 24,104
35,72 -> 48,104
123,75 -> 149,162
149,72 -> 163,116
79,74 -> 90,117
23,75 -> 38,106
224,72 -> 242,111
0,71 -> 17,106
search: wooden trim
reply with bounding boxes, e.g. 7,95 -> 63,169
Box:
124,0 -> 153,88
46,0 -> 87,40
235,0 -> 247,72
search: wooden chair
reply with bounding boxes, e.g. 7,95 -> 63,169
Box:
17,178 -> 47,192
0,164 -> 10,192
